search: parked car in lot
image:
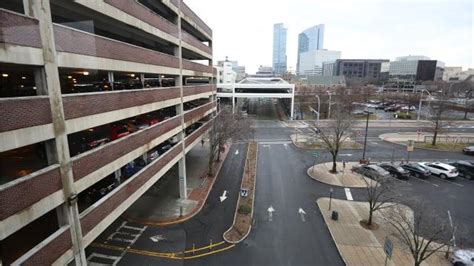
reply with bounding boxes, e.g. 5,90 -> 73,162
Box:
400,163 -> 431,179
353,164 -> 391,180
384,106 -> 399,112
378,163 -> 410,179
451,249 -> 474,265
69,127 -> 110,156
462,146 -> 474,155
419,162 -> 458,179
447,161 -> 474,180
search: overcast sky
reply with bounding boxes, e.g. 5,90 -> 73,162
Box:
186,0 -> 473,74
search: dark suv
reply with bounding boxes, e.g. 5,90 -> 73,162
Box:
400,163 -> 431,179
378,163 -> 410,180
447,161 -> 474,180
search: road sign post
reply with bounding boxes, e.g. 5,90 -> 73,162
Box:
407,140 -> 415,163
311,152 -> 318,173
384,237 -> 393,266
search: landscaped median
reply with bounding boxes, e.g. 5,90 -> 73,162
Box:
380,132 -> 474,152
307,162 -> 376,188
223,142 -> 258,243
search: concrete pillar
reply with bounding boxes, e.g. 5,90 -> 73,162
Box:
175,0 -> 187,199
107,71 -> 114,90
26,0 -> 87,264
140,73 -> 145,88
114,169 -> 121,185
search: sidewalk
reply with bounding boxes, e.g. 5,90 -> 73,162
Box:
380,132 -> 474,143
123,136 -> 230,225
317,198 -> 449,266
290,133 -> 361,150
307,162 -> 374,188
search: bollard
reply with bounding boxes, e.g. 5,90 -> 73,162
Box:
179,206 -> 183,217
192,243 -> 195,254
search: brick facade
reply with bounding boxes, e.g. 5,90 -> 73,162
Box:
72,116 -> 181,181
81,144 -> 183,235
0,166 -> 62,220
21,228 -> 72,266
0,10 -> 42,48
0,97 -> 52,132
62,87 -> 180,120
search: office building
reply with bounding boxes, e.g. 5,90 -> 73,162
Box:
389,56 -> 442,82
216,60 -> 236,84
297,24 -> 325,75
0,1 -> 215,264
322,59 -> 389,82
217,59 -> 246,81
298,50 -> 341,76
272,23 -> 287,75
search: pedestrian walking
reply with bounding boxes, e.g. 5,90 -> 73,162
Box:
201,139 -> 205,147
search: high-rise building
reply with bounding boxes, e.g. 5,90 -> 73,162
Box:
272,23 -> 287,75
0,1 -> 215,264
298,50 -> 341,76
297,24 -> 325,75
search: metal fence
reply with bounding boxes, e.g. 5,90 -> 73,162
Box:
424,135 -> 474,144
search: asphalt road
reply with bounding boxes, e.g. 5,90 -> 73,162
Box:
87,98 -> 474,265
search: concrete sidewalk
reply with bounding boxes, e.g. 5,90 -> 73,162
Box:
317,198 -> 449,266
380,132 -> 474,143
307,162 -> 374,188
123,136 -> 230,225
290,133 -> 361,150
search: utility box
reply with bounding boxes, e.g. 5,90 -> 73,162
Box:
331,211 -> 339,221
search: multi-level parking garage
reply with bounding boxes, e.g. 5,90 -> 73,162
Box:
0,0 -> 215,264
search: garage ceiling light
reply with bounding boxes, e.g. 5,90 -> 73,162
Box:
2,73 -> 8,77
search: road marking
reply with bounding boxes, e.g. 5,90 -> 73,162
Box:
220,190 -> 228,202
298,207 -> 307,222
283,143 -> 288,148
436,177 -> 464,187
235,149 -> 239,155
268,206 -> 275,221
340,153 -> 353,157
150,235 -> 166,243
258,140 -> 292,145
415,177 -> 439,187
344,188 -> 353,201
87,253 -> 120,265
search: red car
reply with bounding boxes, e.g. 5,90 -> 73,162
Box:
137,114 -> 159,126
110,124 -> 130,140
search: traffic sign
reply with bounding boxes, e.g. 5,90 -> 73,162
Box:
407,140 -> 415,152
384,238 -> 393,258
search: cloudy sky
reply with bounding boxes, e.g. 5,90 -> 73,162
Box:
186,0 -> 473,74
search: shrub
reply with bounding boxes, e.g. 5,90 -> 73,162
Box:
238,204 -> 252,215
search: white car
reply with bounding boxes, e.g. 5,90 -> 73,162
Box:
418,162 -> 458,179
452,249 -> 474,265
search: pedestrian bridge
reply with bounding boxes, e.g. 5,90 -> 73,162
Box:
216,77 -> 295,119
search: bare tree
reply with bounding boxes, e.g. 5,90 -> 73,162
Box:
361,174 -> 396,227
383,202 -> 449,266
425,81 -> 455,146
314,105 -> 354,173
208,106 -> 253,175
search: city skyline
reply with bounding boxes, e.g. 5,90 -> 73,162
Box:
186,0 -> 473,74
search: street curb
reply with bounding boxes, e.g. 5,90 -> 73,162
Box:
223,143 -> 258,244
316,197 -> 348,266
123,144 -> 231,226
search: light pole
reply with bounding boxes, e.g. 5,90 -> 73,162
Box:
417,89 -> 431,121
327,91 -> 333,119
361,110 -> 370,162
314,95 -> 321,126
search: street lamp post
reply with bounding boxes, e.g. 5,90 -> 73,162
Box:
327,91 -> 333,119
417,89 -> 431,121
314,95 -> 321,126
361,110 -> 370,162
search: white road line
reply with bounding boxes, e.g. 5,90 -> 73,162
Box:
340,154 -> 353,157
437,177 -> 464,187
344,188 -> 353,201
88,253 -> 120,265
415,178 -> 440,187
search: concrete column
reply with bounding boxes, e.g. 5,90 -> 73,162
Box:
114,169 -> 121,185
140,73 -> 145,88
107,71 -> 114,90
176,0 -> 187,199
26,0 -> 87,264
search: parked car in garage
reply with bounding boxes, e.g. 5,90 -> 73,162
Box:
447,161 -> 474,180
378,163 -> 410,179
353,164 -> 391,180
462,146 -> 474,155
400,163 -> 431,179
419,162 -> 458,179
69,127 -> 110,156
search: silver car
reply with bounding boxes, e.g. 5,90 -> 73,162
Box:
354,164 -> 391,180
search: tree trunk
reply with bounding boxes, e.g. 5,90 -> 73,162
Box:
331,156 -> 337,173
464,108 -> 469,120
432,128 -> 438,146
367,208 -> 373,226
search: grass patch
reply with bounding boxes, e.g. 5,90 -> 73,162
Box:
415,142 -> 470,152
353,114 -> 378,120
